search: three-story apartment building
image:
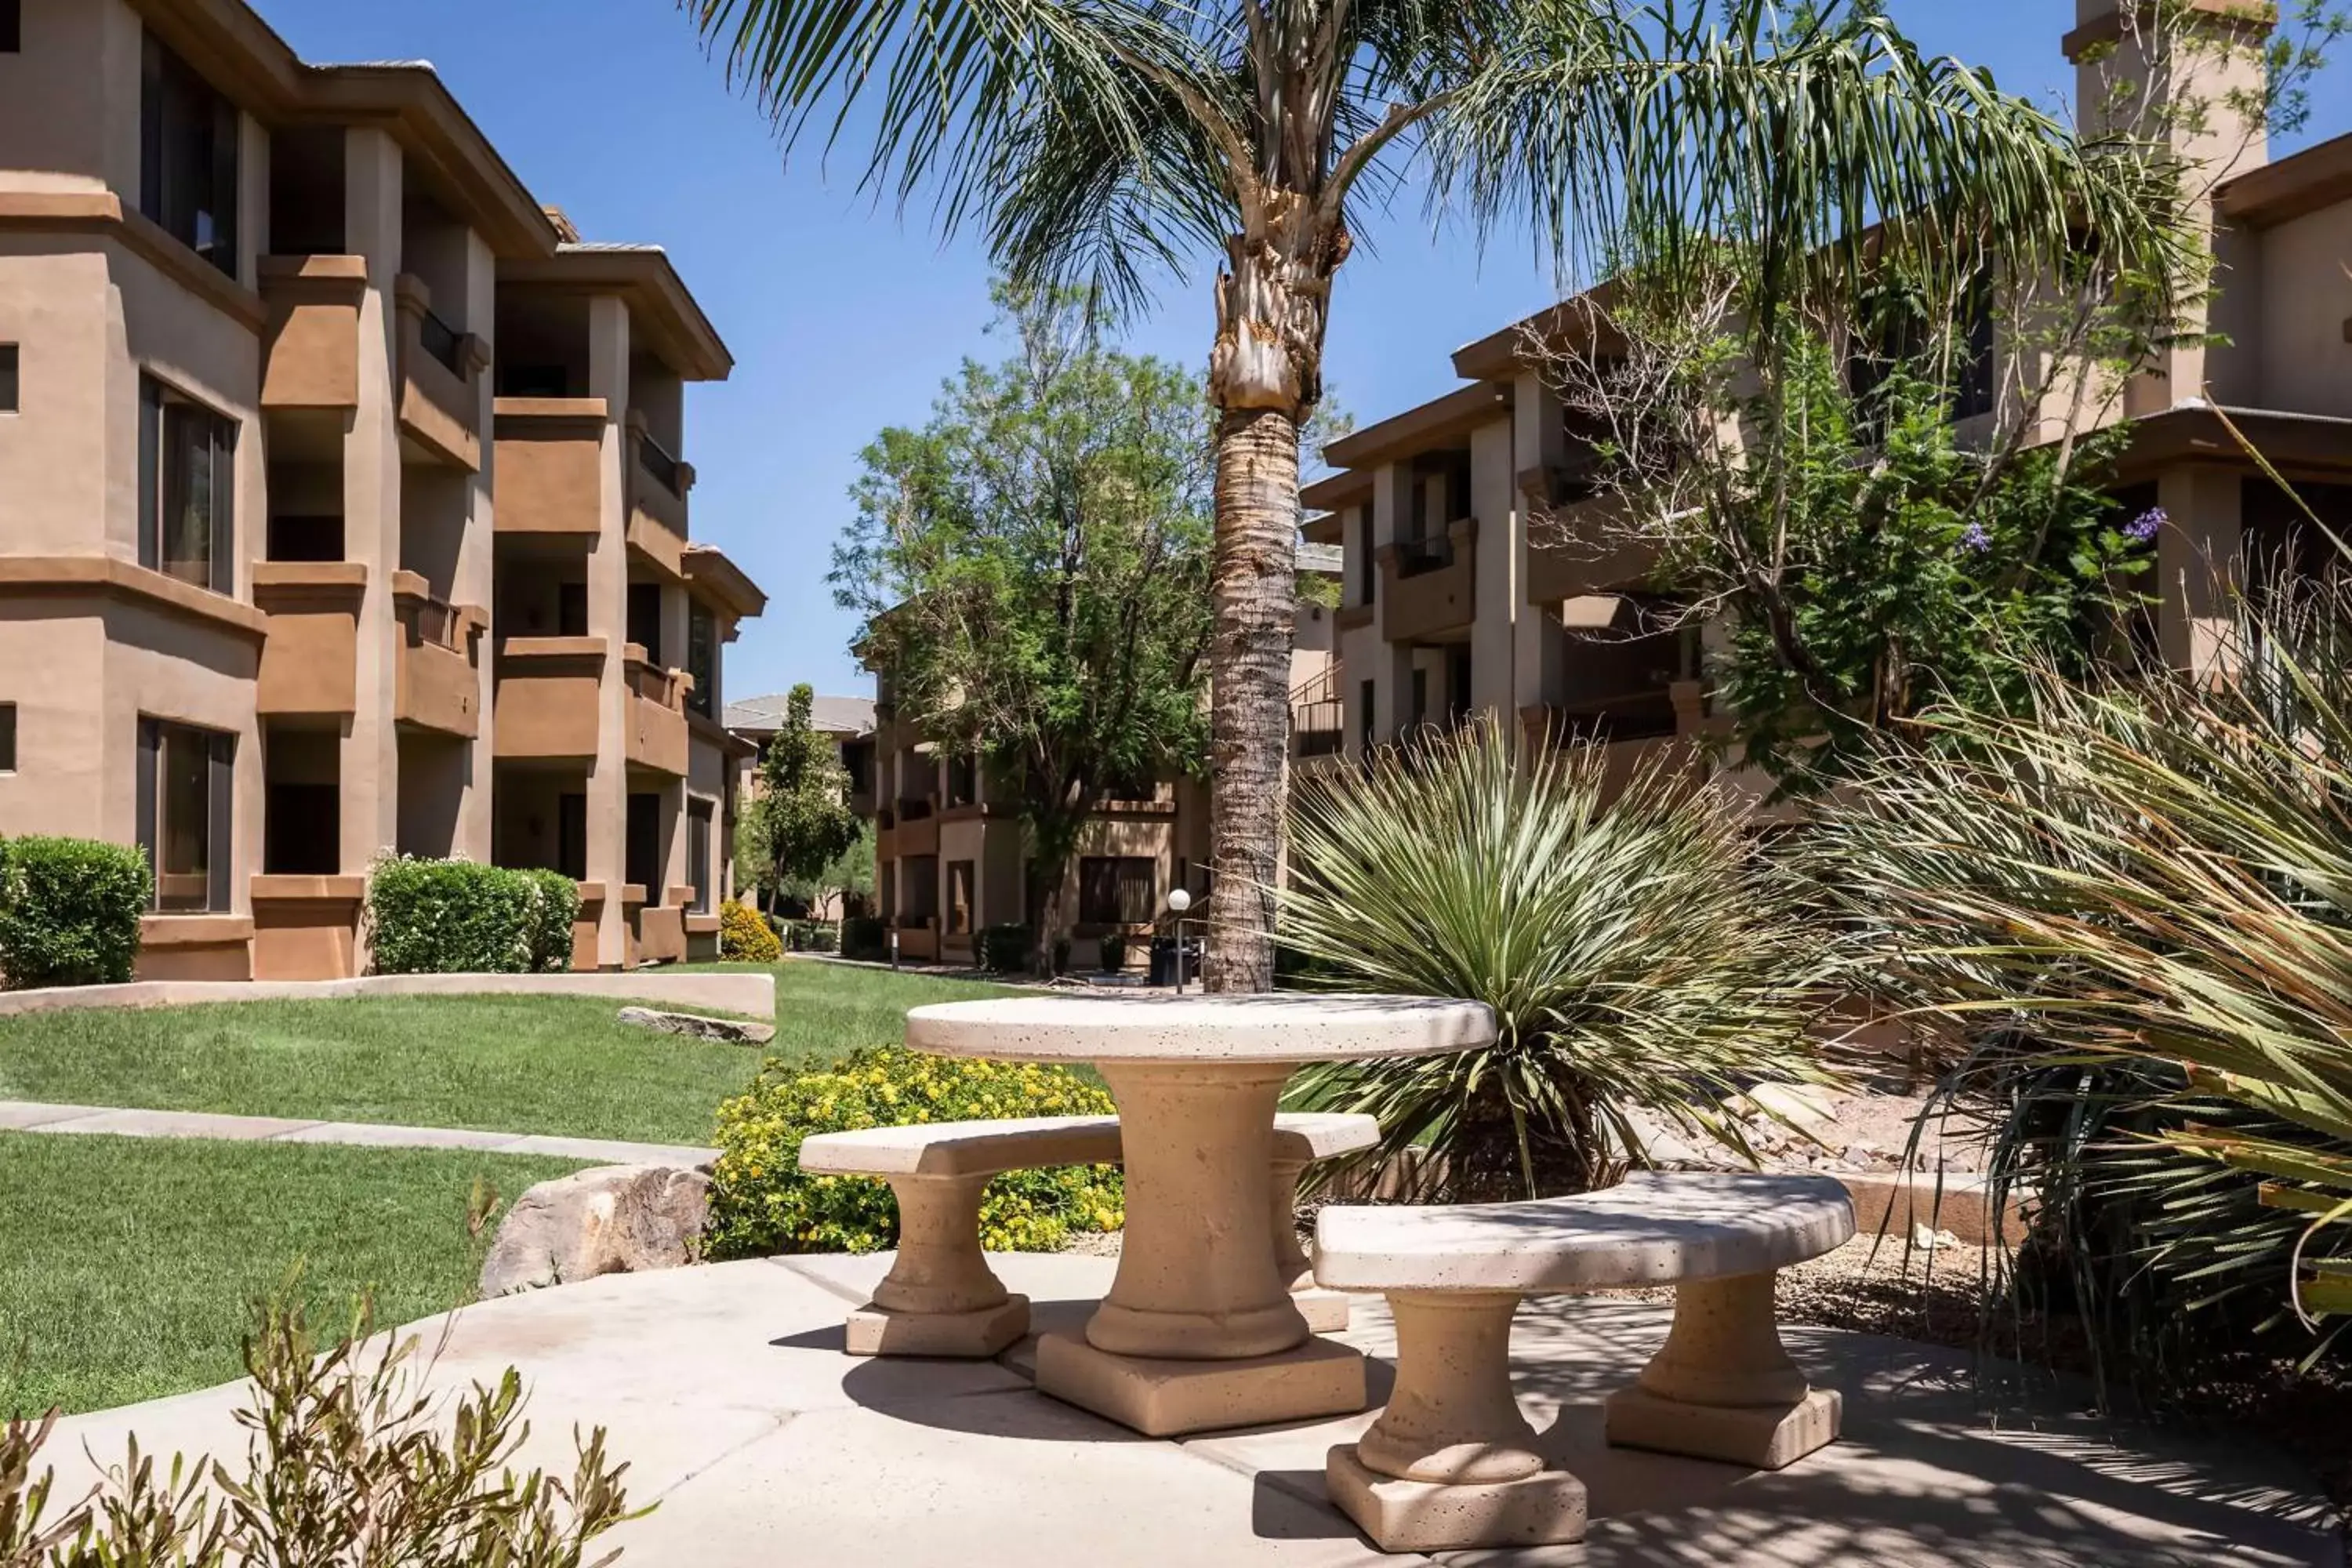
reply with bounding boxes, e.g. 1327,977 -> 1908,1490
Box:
1302,0 -> 2352,789
0,0 -> 765,978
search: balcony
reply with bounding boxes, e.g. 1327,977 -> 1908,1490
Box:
623,645 -> 691,776
253,561 -> 366,717
1377,518 -> 1478,643
392,571 -> 487,739
259,256 -> 365,411
493,397 -> 607,535
492,636 -> 605,760
394,274 -> 488,470
1526,495 -> 1658,605
626,412 -> 692,574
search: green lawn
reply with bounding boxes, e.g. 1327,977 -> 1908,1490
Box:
0,964 -> 1016,1145
0,1133 -> 586,1417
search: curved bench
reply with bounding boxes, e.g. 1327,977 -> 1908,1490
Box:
1312,1171 -> 1855,1554
800,1110 -> 1378,1357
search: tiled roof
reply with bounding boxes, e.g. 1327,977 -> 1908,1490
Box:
724,693 -> 877,738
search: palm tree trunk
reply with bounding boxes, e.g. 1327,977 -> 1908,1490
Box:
1203,404 -> 1301,993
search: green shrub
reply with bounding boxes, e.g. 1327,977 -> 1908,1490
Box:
978,923 -> 1033,974
365,857 -> 561,975
785,919 -> 840,954
720,901 -> 782,963
841,915 -> 887,960
1099,933 -> 1131,973
706,1045 -> 1123,1257
517,869 -> 580,974
0,836 -> 151,989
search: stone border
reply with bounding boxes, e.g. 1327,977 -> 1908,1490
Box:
1838,1171 -> 2026,1248
0,971 -> 775,1021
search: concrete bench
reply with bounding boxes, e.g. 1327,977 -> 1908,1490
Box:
1311,1171 -> 1856,1553
800,1110 -> 1379,1357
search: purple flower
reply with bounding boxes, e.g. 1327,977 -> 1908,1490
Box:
1958,522 -> 1993,556
2125,506 -> 2167,543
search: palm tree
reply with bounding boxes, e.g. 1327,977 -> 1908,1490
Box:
684,0 -> 2180,990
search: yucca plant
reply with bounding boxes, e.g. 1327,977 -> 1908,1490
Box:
1279,713 -> 1835,1200
1820,592 -> 2352,1385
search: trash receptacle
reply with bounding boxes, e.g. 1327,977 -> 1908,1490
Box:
1148,937 -> 1178,988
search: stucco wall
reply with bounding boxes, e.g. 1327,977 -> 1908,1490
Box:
0,0 -> 143,197
2256,202 -> 2352,420
0,245 -> 114,554
0,610 -> 107,837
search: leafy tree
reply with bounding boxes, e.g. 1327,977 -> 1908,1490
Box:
785,822 -> 877,916
742,685 -> 862,909
834,288 -> 1212,964
687,0 -> 2172,989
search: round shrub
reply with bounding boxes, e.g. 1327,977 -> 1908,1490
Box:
366,856 -> 543,975
517,869 -> 581,973
706,1045 -> 1123,1258
0,836 -> 152,989
720,901 -> 782,963
840,915 -> 887,960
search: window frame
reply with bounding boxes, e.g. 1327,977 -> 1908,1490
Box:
138,374 -> 236,595
0,702 -> 16,773
688,797 -> 714,913
0,343 -> 17,413
139,33 -> 240,278
136,717 -> 233,913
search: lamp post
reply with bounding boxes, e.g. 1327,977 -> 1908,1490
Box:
1167,887 -> 1192,995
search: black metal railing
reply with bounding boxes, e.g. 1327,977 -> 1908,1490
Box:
1392,531 -> 1456,579
637,429 -> 684,496
417,307 -> 465,376
1293,699 -> 1344,757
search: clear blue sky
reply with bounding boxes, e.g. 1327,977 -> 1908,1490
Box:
252,0 -> 2350,702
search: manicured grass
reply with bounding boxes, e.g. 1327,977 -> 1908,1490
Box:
0,1132 -> 586,1417
0,966 -> 1015,1144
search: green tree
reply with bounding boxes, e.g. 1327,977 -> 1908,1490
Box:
686,0 -> 2174,989
834,288 -> 1212,965
742,685 -> 862,910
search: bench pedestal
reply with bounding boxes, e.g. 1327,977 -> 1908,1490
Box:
1603,1272 -> 1840,1470
848,1172 -> 1028,1359
1327,1290 -> 1588,1551
1270,1151 -> 1352,1334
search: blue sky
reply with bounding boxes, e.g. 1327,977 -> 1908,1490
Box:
252,0 -> 2351,702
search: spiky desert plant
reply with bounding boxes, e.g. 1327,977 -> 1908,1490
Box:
1279,713 -> 1835,1200
1821,593 -> 2352,1385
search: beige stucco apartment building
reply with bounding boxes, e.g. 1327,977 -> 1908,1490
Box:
1302,0 -> 2352,789
0,0 -> 765,978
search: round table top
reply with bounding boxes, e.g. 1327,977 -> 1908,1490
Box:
905,993 -> 1497,1065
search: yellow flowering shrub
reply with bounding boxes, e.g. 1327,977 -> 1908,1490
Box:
705,1045 -> 1124,1258
720,901 -> 782,964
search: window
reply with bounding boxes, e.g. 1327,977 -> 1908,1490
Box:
686,602 -> 716,718
140,34 -> 239,277
626,583 -> 662,663
558,583 -> 589,638
688,799 -> 714,913
1,0 -> 20,53
1409,668 -> 1429,731
0,344 -> 16,412
137,719 -> 232,913
902,855 -> 940,923
1079,856 -> 1156,927
946,753 -> 978,808
267,514 -> 342,562
0,704 -> 15,771
498,363 -> 570,399
946,860 -> 975,934
1359,679 -> 1376,753
139,377 -> 234,593
1355,510 -> 1375,605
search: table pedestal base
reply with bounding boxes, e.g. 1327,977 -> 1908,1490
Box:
1033,1330 -> 1366,1437
1292,1287 -> 1354,1334
846,1295 -> 1030,1359
1604,1384 -> 1840,1471
1325,1444 -> 1588,1552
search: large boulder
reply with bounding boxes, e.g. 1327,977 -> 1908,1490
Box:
480,1163 -> 712,1298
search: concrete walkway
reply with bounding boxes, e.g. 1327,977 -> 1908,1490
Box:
44,1252 -> 2336,1566
0,1099 -> 714,1168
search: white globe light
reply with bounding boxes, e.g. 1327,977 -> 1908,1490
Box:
1167,888 -> 1193,914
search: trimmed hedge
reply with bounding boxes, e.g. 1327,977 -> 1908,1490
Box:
785,919 -> 839,954
366,857 -> 579,975
706,1044 -> 1123,1257
0,836 -> 151,989
720,901 -> 782,963
840,916 -> 887,960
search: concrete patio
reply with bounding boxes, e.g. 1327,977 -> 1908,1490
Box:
48,1251 -> 2333,1566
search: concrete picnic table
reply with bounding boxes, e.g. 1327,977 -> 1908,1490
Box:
904,993 -> 1496,1436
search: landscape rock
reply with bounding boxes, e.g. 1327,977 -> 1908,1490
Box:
616,1006 -> 775,1046
480,1164 -> 713,1298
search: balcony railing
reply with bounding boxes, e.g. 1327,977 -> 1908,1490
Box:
417,305 -> 466,376
1392,531 -> 1457,579
1293,699 -> 1345,757
637,428 -> 684,496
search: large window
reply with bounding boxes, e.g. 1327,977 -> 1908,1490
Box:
1079,856 -> 1156,927
137,719 -> 232,913
0,703 -> 15,771
686,602 -> 716,718
688,799 -> 714,913
140,34 -> 239,277
139,378 -> 234,593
